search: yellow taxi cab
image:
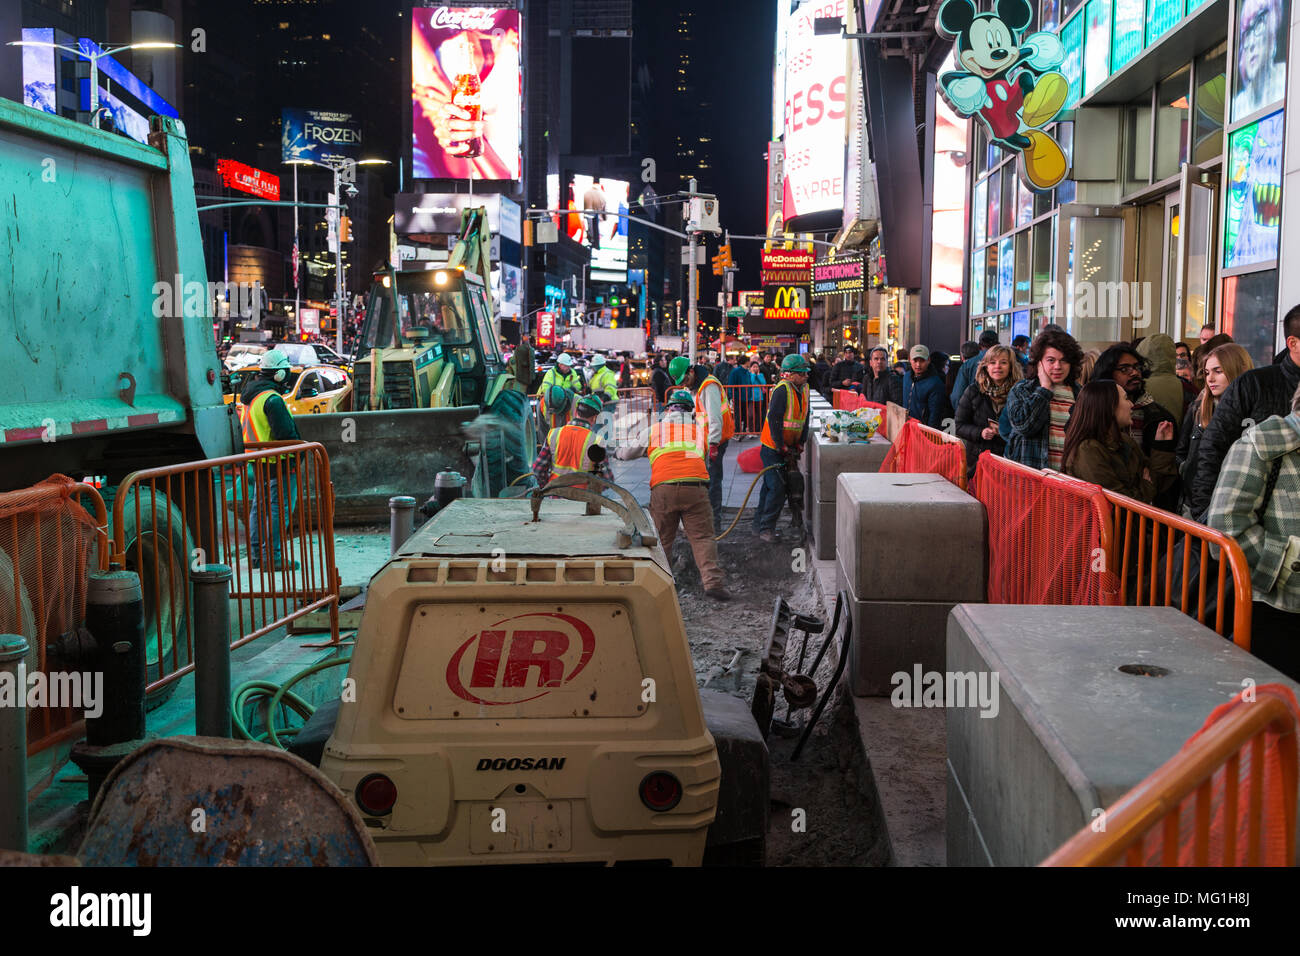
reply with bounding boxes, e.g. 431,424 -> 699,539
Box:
224,364 -> 352,416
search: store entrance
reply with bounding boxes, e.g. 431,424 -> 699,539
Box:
1138,167 -> 1218,344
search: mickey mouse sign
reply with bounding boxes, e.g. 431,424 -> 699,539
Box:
937,0 -> 1069,191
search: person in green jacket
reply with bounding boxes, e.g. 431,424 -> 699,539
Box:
1063,379 -> 1177,503
586,354 -> 619,404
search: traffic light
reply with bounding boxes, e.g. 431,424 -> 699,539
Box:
711,252 -> 724,276
719,244 -> 733,269
339,216 -> 353,242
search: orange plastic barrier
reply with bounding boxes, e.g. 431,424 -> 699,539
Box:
1042,685 -> 1298,867
0,476 -> 107,766
880,419 -> 968,491
969,453 -> 1116,606
1103,490 -> 1255,649
833,388 -> 865,410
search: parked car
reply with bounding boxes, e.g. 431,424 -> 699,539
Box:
275,342 -> 351,370
223,343 -> 267,372
224,364 -> 352,416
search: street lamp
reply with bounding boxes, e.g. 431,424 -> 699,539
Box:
6,39 -> 182,127
286,157 -> 390,355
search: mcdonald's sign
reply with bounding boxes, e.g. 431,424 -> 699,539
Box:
763,284 -> 811,323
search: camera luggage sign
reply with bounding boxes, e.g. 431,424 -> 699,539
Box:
812,254 -> 865,297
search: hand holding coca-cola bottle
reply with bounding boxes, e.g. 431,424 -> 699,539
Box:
435,72 -> 483,158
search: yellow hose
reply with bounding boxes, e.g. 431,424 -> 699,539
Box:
715,463 -> 787,541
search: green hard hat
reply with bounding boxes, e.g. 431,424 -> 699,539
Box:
668,356 -> 692,384
781,353 -> 810,373
577,394 -> 604,415
666,388 -> 695,409
547,385 -> 572,411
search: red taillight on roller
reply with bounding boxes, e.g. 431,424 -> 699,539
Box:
639,772 -> 682,812
356,773 -> 397,816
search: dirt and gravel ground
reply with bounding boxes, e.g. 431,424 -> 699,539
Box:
672,512 -> 890,867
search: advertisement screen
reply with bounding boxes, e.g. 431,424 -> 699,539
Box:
412,6 -> 522,181
782,0 -> 848,222
282,109 -> 362,166
217,159 -> 281,201
1147,0 -> 1184,44
21,29 -> 57,114
1083,0 -> 1112,97
1232,0 -> 1289,122
1061,13 -> 1084,109
1224,111 -> 1283,269
567,176 -> 629,282
931,53 -> 968,307
1111,0 -> 1144,73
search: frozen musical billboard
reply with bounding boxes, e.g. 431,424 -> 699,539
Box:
412,6 -> 523,181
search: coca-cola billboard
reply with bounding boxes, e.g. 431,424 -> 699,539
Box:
782,0 -> 848,223
412,7 -> 522,181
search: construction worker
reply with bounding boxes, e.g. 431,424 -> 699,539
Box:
532,395 -> 611,488
539,352 -> 583,425
645,389 -> 730,601
587,353 -> 619,405
238,350 -> 301,570
754,354 -> 811,543
539,384 -> 573,434
693,362 -> 735,532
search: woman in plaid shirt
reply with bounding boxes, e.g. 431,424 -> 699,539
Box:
1207,382 -> 1300,677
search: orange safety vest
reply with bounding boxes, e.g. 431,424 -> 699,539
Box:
648,414 -> 708,487
547,422 -> 599,483
760,380 -> 808,451
239,391 -> 275,443
696,375 -> 735,443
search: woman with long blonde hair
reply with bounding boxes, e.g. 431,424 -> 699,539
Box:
1176,343 -> 1253,514
1077,348 -> 1101,385
954,344 -> 1023,478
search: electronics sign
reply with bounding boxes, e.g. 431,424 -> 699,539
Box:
568,176 -> 629,282
412,6 -> 523,181
812,255 -> 865,297
282,109 -> 362,166
216,159 -> 282,201
782,0 -> 848,222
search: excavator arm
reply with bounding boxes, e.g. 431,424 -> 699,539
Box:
446,207 -> 494,294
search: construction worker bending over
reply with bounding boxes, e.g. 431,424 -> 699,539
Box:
239,350 -> 301,570
618,388 -> 731,602
754,354 -> 811,543
587,353 -> 620,405
533,395 -> 612,488
540,384 -> 574,434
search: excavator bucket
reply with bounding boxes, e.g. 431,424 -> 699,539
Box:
295,407 -> 476,525
78,736 -> 379,867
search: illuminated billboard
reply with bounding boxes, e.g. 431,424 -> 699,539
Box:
217,159 -> 282,201
282,109 -> 362,166
1224,111 -> 1283,269
930,53 -> 968,307
412,6 -> 522,181
782,0 -> 848,222
568,175 -> 629,282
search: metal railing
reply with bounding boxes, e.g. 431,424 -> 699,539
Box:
110,442 -> 341,693
1103,490 -> 1255,649
1042,691 -> 1298,866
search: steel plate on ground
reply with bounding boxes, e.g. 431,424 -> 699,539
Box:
78,736 -> 379,867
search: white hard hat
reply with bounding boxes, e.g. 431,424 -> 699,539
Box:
591,355 -> 606,368
557,353 -> 574,367
260,350 -> 290,372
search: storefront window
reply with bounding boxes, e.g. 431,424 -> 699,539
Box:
1083,0 -> 1112,96
971,246 -> 986,312
1013,310 -> 1031,339
974,177 -> 988,246
1061,0 -> 1086,22
987,168 -> 1002,240
999,236 -> 1015,310
1001,169 -> 1015,236
1066,216 -> 1125,344
1124,96 -> 1152,194
1112,0 -> 1144,73
1221,269 -> 1279,368
1231,0 -> 1289,123
975,125 -> 989,175
1017,176 -> 1035,227
1032,220 -> 1054,300
1154,66 -> 1191,181
986,241 -> 1000,313
1015,231 -> 1031,306
1147,0 -> 1184,45
1061,14 -> 1085,107
1193,42 -> 1228,163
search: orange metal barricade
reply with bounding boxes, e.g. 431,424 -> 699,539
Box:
1043,686 -> 1298,867
1102,490 -> 1255,649
970,454 -> 1117,607
0,476 -> 108,763
879,419 -> 969,491
723,383 -> 775,437
110,442 -> 341,694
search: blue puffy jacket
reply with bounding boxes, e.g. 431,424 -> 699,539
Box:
903,367 -> 947,428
